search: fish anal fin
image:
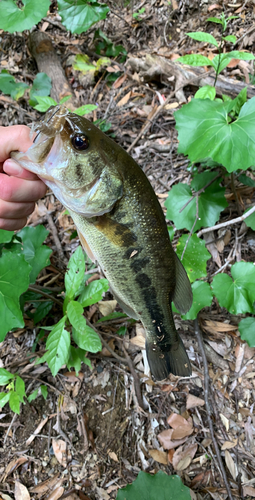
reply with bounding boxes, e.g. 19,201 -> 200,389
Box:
110,286 -> 139,320
77,229 -> 96,262
173,252 -> 193,314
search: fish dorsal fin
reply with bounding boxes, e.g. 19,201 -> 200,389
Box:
77,228 -> 96,263
172,252 -> 193,314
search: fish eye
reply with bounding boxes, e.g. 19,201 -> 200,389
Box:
72,134 -> 89,151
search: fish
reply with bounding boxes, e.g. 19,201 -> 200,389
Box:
12,105 -> 193,381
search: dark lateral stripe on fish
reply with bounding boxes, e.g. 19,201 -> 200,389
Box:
94,216 -> 137,247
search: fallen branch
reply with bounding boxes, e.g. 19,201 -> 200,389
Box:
197,204 -> 255,238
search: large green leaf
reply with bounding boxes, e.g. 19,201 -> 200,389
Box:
211,262 -> 255,314
0,0 -> 50,33
0,229 -> 14,244
0,368 -> 15,385
65,246 -> 85,300
29,72 -> 52,107
0,253 -> 31,341
181,281 -> 213,320
58,0 -> 109,34
17,226 -> 52,284
116,471 -> 191,500
175,96 -> 255,172
78,278 -> 109,307
9,391 -> 20,414
165,172 -> 227,231
177,54 -> 213,67
42,317 -> 70,376
187,31 -> 218,48
238,317 -> 255,347
176,234 -> 211,283
0,70 -> 29,100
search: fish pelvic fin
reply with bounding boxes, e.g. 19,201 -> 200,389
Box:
146,334 -> 192,381
173,252 -> 193,314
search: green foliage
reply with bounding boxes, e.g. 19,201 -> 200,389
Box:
78,279 -> 109,307
94,29 -> 127,59
17,226 -> 52,284
0,369 -> 26,414
176,234 -> 211,283
29,73 -> 52,107
132,7 -> 145,20
116,471 -> 191,500
211,262 -> 255,314
194,85 -> 216,100
58,0 -> 109,34
39,317 -> 70,376
0,0 -> 50,33
0,70 -> 29,100
238,317 -> 255,347
182,281 -> 213,320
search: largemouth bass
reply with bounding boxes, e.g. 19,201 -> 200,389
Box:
13,105 -> 192,380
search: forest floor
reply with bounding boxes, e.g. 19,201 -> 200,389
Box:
1,0 -> 255,499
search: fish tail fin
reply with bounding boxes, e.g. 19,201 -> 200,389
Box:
146,334 -> 191,381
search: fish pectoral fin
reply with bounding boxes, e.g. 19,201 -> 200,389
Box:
146,334 -> 192,381
172,252 -> 193,314
77,229 -> 96,262
110,287 -> 139,320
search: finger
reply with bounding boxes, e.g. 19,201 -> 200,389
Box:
0,173 -> 47,203
0,216 -> 28,231
0,199 -> 35,219
3,159 -> 42,181
0,125 -> 33,163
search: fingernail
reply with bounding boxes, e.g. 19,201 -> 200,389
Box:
4,159 -> 23,176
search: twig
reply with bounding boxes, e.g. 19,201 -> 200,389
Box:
86,319 -> 128,365
179,174 -> 221,214
28,284 -> 63,307
47,213 -> 68,267
122,344 -> 144,410
197,204 -> 255,238
194,319 -> 234,500
181,194 -> 199,260
3,413 -> 17,445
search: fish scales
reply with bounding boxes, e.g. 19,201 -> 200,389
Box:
12,105 -> 193,380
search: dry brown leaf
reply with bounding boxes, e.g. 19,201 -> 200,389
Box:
172,424 -> 193,440
225,450 -> 237,480
157,429 -> 188,450
243,486 -> 255,497
149,449 -> 168,465
1,456 -> 27,482
14,481 -> 30,500
203,319 -> 238,333
186,394 -> 205,409
221,439 -> 237,450
26,416 -> 49,445
220,413 -> 229,432
30,474 -> 61,494
130,324 -> 146,348
112,73 -> 127,89
165,102 -> 179,110
167,412 -> 191,429
46,487 -> 65,500
63,371 -> 84,382
172,443 -> 198,471
98,300 -> 117,316
208,3 -> 221,10
167,413 -> 193,439
117,91 -> 131,107
101,338 -> 115,357
108,451 -> 118,462
235,343 -> 245,372
52,439 -> 72,467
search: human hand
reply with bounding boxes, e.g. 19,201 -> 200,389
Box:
0,125 -> 47,231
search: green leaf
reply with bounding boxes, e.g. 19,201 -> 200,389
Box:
29,72 -> 52,107
33,301 -> 54,324
33,96 -> 57,112
0,368 -> 15,385
186,31 -> 218,47
231,87 -> 247,116
45,317 -> 70,376
206,16 -> 224,25
72,324 -> 102,353
74,104 -> 98,116
65,246 -> 85,300
27,388 -> 39,402
0,253 -> 31,341
73,54 -> 95,73
177,54 -> 213,67
223,35 -> 237,43
17,226 -> 52,284
238,317 -> 255,347
0,392 -> 10,408
40,385 -> 48,400
116,471 -> 191,500
211,262 -> 255,314
0,70 -> 29,100
67,300 -> 86,329
175,97 -> 255,172
60,95 -> 72,104
227,50 -> 255,61
239,174 -> 255,187
0,229 -> 14,244
0,0 -> 50,33
116,325 -> 127,336
181,281 -> 213,320
67,345 -> 83,374
194,85 -> 216,100
9,391 -> 20,414
97,311 -> 128,322
176,234 -> 211,283
165,172 -> 227,231
15,376 -> 26,403
244,209 -> 255,230
58,0 -> 109,34
78,279 -> 109,307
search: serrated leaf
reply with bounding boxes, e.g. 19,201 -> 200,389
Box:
187,31 -> 218,47
0,392 -> 10,408
17,226 -> 52,284
0,253 -> 31,341
0,229 -> 14,244
9,391 -> 20,414
177,54 -> 213,67
15,376 -> 26,403
58,0 -> 109,34
0,70 -> 29,100
176,234 -> 211,283
65,246 -> 85,300
238,317 -> 255,347
182,281 -> 213,320
194,85 -> 216,100
165,172 -> 227,231
45,317 -> 70,376
212,262 -> 255,314
29,72 -> 52,107
175,97 -> 255,172
33,96 -> 57,112
0,368 -> 15,385
78,279 -> 109,307
0,0 -> 50,33
72,324 -> 101,353
74,104 -> 98,115
223,35 -> 237,43
40,385 -> 48,400
27,388 -> 39,402
116,471 -> 191,500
